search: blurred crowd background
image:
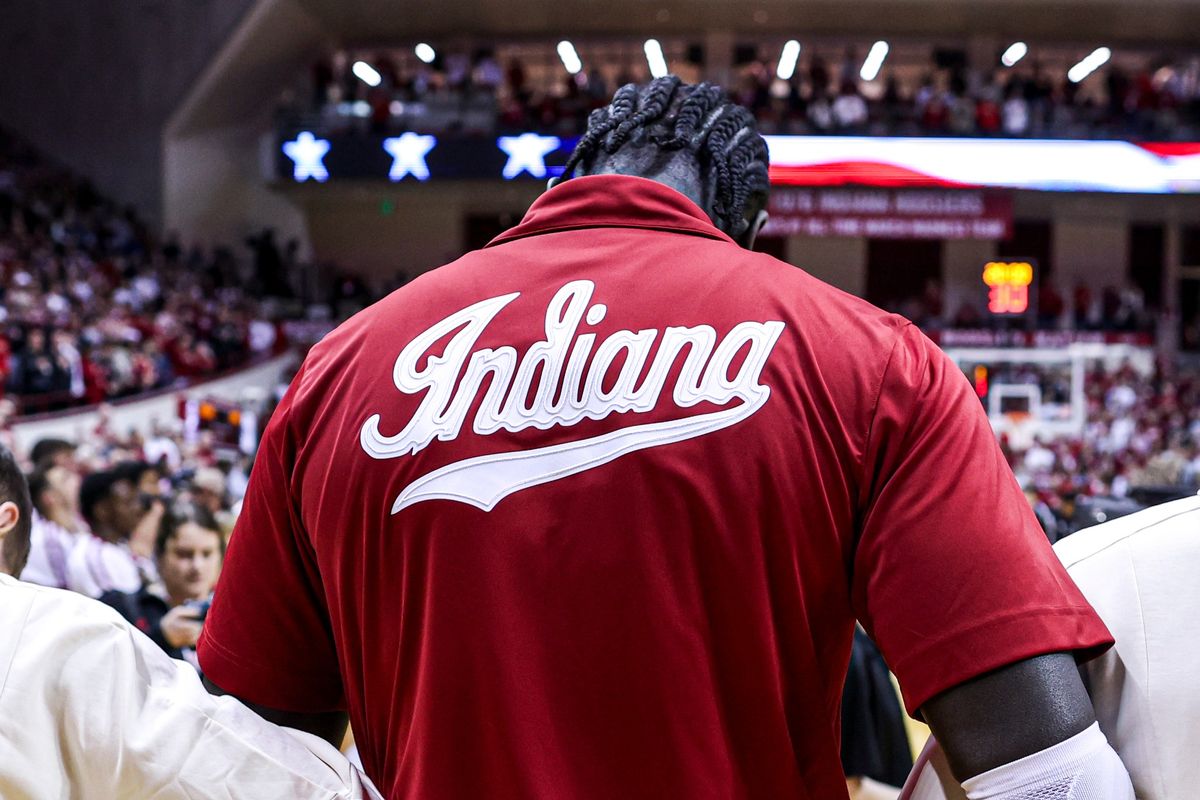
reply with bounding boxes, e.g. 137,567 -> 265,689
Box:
4,2 -> 1200,796
290,43 -> 1200,140
3,118 -> 1196,663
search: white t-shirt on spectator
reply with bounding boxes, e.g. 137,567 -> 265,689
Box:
1107,415 -> 1136,452
250,319 -> 277,353
22,512 -> 147,597
1002,97 -> 1029,135
144,434 -> 183,471
0,573 -> 381,800
833,93 -> 869,127
1105,384 -> 1137,412
1023,442 -> 1055,472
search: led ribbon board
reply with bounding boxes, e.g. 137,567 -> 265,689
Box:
279,132 -> 1200,193
764,137 -> 1200,194
279,132 -> 577,184
764,187 -> 1012,240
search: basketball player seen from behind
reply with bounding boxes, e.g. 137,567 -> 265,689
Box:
200,78 -> 1134,799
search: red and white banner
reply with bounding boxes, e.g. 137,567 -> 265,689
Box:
763,187 -> 1012,239
765,137 -> 1200,194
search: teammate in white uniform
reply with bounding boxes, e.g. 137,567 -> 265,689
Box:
903,494 -> 1200,799
0,445 -> 381,800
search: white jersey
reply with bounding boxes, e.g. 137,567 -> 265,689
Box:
902,494 -> 1200,799
1053,494 -> 1200,799
0,574 -> 381,800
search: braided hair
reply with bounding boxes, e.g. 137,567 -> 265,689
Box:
557,76 -> 770,239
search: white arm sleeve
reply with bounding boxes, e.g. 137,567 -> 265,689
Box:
901,724 -> 1133,800
962,723 -> 1133,800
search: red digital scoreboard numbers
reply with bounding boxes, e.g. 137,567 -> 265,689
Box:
983,260 -> 1035,315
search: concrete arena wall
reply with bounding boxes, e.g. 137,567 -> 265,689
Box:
0,0 -> 255,228
285,180 -> 543,279
10,352 -> 298,456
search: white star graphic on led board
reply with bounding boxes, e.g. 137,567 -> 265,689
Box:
282,131 -> 331,182
383,133 -> 437,181
498,134 -> 562,179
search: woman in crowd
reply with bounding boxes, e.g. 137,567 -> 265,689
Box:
101,500 -> 223,669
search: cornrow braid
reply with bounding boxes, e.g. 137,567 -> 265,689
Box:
606,75 -> 681,151
663,84 -> 724,148
559,84 -> 640,180
556,77 -> 770,238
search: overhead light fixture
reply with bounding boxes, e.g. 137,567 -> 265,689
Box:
776,40 -> 801,81
352,60 -> 382,87
1068,47 -> 1111,83
644,39 -> 669,79
860,41 -> 889,82
1000,42 -> 1028,68
557,41 -> 582,75
415,43 -> 436,64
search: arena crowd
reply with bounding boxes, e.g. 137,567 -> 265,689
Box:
298,46 -> 1200,140
1007,363 -> 1200,538
0,129 -> 398,415
0,112 -> 1196,672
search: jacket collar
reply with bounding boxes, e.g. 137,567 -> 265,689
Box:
486,174 -> 736,247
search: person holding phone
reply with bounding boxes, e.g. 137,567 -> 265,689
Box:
101,500 -> 223,668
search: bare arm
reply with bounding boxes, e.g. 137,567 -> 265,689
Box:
204,675 -> 350,750
919,652 -> 1094,783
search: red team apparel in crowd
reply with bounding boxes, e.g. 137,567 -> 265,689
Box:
198,175 -> 1112,799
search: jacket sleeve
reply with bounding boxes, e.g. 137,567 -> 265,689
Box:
0,590 -> 381,800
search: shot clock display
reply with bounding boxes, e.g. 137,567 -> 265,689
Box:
983,260 -> 1036,316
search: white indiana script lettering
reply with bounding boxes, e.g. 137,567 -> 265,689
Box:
361,280 -> 785,513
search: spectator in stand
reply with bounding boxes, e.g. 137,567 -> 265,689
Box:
919,79 -> 950,132
809,54 -> 831,97
947,72 -> 978,137
21,444 -> 157,597
29,437 -> 76,470
53,329 -> 86,401
246,228 -> 290,298
878,75 -> 903,129
12,328 -> 66,401
808,88 -> 834,132
833,81 -> 870,132
1038,282 -> 1066,327
100,501 -> 224,669
23,463 -> 86,584
0,128 -> 292,416
190,467 -> 230,518
75,463 -> 163,595
170,331 -> 218,378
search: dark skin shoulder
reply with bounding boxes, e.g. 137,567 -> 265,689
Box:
203,675 -> 349,748
919,652 -> 1095,782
